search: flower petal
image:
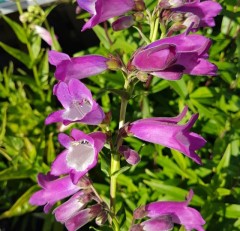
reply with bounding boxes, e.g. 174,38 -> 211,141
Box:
48,50 -> 70,66
51,150 -> 72,176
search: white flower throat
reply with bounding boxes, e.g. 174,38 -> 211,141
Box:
63,99 -> 92,121
66,140 -> 95,171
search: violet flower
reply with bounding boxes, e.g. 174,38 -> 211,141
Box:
131,33 -> 217,80
132,190 -> 205,231
65,204 -> 106,231
130,216 -> 174,231
172,0 -> 222,28
127,106 -> 206,164
45,79 -> 105,126
77,0 -> 135,31
112,15 -> 135,31
29,173 -> 80,213
48,50 -> 108,82
53,191 -> 91,223
50,129 -> 106,184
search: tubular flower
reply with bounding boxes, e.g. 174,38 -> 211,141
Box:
29,173 -> 80,213
131,33 -> 217,80
172,0 -> 222,28
45,79 -> 105,126
127,106 -> 206,164
50,129 -> 106,184
132,190 -> 205,231
48,50 -> 108,82
130,216 -> 174,231
77,0 -> 135,31
65,204 -> 106,231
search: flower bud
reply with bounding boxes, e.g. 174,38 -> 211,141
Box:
119,145 -> 140,165
133,12 -> 145,22
106,55 -> 122,70
112,15 -> 134,31
133,0 -> 146,11
136,71 -> 149,82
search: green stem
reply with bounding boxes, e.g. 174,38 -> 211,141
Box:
151,12 -> 160,42
16,0 -> 44,100
110,80 -> 130,229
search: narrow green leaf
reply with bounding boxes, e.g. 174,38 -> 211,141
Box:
216,144 -> 231,173
168,78 -> 188,98
0,42 -> 31,68
0,167 -> 36,181
1,14 -> 28,44
144,180 -> 204,206
92,25 -> 111,49
0,185 -> 39,219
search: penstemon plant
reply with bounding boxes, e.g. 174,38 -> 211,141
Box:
29,0 -> 222,230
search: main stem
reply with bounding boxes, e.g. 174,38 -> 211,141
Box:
110,80 -> 129,223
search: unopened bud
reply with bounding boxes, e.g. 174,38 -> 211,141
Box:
136,71 -> 149,82
133,12 -> 144,22
133,0 -> 146,11
127,62 -> 136,71
112,15 -> 134,31
106,55 -> 122,70
133,206 -> 147,219
19,13 -> 29,23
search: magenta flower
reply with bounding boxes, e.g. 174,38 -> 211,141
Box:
64,204 -> 106,231
50,129 -> 106,184
130,216 -> 174,231
131,33 -> 217,80
112,15 -> 135,31
127,106 -> 206,164
53,191 -> 91,223
45,79 -> 105,126
29,173 -> 80,213
132,190 -> 205,231
172,0 -> 222,28
48,50 -> 108,82
77,0 -> 135,31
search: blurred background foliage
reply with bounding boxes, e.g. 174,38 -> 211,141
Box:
0,0 -> 239,230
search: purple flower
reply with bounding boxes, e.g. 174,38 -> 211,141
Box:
50,129 -> 106,184
132,190 -> 205,231
65,204 -> 105,231
112,15 -> 135,31
131,33 -> 217,80
48,50 -> 108,82
45,79 -> 105,126
29,173 -> 80,213
130,216 -> 174,231
53,191 -> 90,223
127,106 -> 206,164
172,0 -> 222,28
77,0 -> 135,31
